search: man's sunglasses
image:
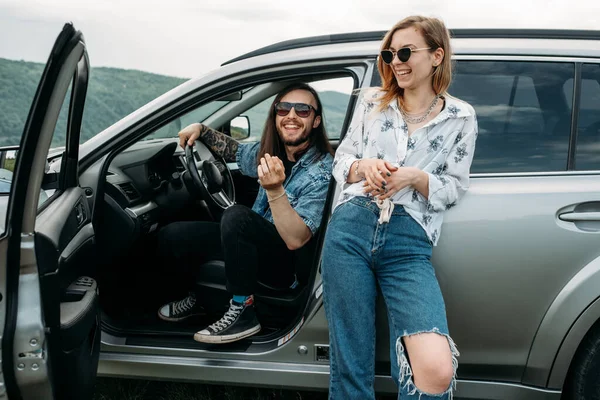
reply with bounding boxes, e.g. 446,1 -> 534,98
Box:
274,102 -> 317,118
380,47 -> 431,64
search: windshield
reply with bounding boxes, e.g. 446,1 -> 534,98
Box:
142,99 -> 230,141
0,178 -> 10,193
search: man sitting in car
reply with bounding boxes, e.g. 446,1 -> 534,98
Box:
158,82 -> 334,344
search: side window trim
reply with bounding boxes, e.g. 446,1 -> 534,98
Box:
567,63 -> 582,170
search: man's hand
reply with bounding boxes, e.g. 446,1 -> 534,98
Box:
178,123 -> 239,163
258,153 -> 310,250
178,123 -> 202,149
257,154 -> 286,193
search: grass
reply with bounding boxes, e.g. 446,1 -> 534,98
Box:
4,158 -> 15,172
93,378 -> 329,400
93,378 -> 397,400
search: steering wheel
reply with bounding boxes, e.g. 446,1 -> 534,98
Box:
183,142 -> 235,213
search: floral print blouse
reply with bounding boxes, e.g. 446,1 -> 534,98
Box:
332,89 -> 478,245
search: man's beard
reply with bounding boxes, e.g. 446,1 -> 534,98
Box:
283,130 -> 311,147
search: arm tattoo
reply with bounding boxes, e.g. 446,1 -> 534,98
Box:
198,125 -> 239,162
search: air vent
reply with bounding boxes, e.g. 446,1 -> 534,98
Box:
118,182 -> 141,201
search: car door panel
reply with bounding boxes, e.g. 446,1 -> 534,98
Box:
1,22 -> 98,400
35,188 -> 100,400
35,188 -> 95,278
432,175 -> 600,382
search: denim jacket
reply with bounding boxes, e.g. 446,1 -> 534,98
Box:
236,142 -> 333,235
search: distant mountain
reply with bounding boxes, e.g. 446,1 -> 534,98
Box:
0,58 -> 350,147
0,58 -> 187,147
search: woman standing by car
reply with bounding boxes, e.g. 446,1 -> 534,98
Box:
321,16 -> 478,400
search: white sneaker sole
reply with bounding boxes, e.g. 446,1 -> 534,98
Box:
193,324 -> 261,344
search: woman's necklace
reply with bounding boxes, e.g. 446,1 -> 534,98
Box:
399,95 -> 440,124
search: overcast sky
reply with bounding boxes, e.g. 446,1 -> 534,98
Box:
1,0 -> 599,79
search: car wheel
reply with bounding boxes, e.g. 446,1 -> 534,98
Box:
563,321 -> 600,400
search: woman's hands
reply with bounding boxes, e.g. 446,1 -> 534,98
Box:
357,159 -> 427,200
357,159 -> 397,188
356,159 -> 397,195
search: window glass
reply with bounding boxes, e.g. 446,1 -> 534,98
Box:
449,61 -> 574,173
0,148 -> 17,235
240,77 -> 354,142
574,63 -> 600,170
146,76 -> 355,144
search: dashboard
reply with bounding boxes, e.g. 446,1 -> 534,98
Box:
104,139 -> 199,237
107,141 -> 182,204
99,137 -> 240,260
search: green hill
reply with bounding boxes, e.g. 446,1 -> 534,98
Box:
0,58 -> 350,147
0,58 -> 187,147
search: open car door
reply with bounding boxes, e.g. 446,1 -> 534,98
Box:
0,23 -> 99,399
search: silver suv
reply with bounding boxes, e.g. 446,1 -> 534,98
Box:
1,24 -> 600,400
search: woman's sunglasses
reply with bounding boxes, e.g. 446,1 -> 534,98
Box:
274,102 -> 316,118
380,47 -> 431,64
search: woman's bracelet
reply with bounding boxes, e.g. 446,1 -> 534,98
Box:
267,191 -> 287,203
355,159 -> 361,177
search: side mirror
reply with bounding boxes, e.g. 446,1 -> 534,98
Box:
231,115 -> 250,140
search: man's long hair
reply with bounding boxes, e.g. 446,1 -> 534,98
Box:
257,82 -> 334,164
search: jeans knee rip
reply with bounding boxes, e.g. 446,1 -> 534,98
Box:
396,328 -> 459,399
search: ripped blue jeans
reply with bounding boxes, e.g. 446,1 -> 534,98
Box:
321,197 -> 459,400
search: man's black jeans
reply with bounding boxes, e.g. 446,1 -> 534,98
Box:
158,205 -> 295,296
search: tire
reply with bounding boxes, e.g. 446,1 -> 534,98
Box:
563,320 -> 600,400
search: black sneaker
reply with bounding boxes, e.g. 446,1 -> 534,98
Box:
193,297 -> 261,343
158,293 -> 204,322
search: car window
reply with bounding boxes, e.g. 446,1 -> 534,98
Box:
0,150 -> 17,235
571,63 -> 600,170
239,94 -> 275,143
145,99 -> 231,141
0,87 -> 62,234
449,61 -> 574,173
32,78 -> 76,209
148,76 -> 355,144
240,77 -> 354,142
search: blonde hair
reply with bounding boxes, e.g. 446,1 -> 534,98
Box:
376,16 -> 453,111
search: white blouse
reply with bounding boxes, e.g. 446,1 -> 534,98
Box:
332,89 -> 478,245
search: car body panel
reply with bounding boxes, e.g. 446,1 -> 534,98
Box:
435,173 -> 600,382
524,241 -> 600,387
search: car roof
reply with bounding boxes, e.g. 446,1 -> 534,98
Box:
223,29 -> 600,65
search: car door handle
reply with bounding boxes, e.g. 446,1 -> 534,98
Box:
558,211 -> 600,222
